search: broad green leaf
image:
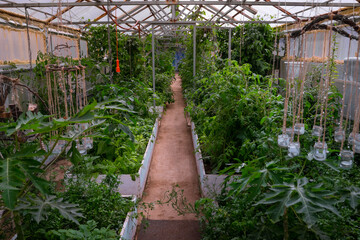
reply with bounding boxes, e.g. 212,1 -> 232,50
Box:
0,158 -> 24,209
16,195 -> 83,224
339,186 -> 360,210
76,101 -> 97,118
69,141 -> 82,165
257,177 -> 339,227
96,105 -> 136,113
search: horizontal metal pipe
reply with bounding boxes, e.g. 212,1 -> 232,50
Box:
54,20 -> 296,25
0,1 -> 358,8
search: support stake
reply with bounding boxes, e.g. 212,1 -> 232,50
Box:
107,0 -> 113,83
25,7 -> 32,70
228,28 -> 232,66
152,27 -> 156,108
193,25 -> 196,77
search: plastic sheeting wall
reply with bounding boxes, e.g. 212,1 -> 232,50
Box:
287,28 -> 358,61
49,34 -> 79,58
0,26 -> 45,64
0,25 -> 87,66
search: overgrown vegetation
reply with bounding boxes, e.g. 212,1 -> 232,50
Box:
0,24 -> 175,239
179,24 -> 360,240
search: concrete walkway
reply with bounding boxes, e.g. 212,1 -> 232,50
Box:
137,74 -> 201,240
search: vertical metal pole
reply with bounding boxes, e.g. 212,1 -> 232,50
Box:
25,7 -> 32,70
77,37 -> 81,58
152,27 -> 156,108
50,34 -> 53,53
193,25 -> 196,77
228,28 -> 232,66
107,0 -> 113,82
44,27 -> 49,54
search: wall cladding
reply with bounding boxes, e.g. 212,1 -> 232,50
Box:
0,24 -> 87,66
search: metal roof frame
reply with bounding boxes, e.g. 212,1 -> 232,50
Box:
0,0 -> 359,36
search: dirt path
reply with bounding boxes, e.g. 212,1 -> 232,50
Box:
137,74 -> 201,240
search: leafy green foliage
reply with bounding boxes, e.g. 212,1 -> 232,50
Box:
257,177 -> 339,227
228,160 -> 289,201
178,30 -> 360,239
0,146 -> 48,209
47,220 -> 117,240
183,63 -> 283,171
21,176 -> 134,239
16,195 -> 83,224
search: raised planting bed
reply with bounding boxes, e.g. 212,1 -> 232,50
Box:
191,121 -> 235,198
95,116 -> 160,197
8,195 -> 137,240
120,196 -> 138,240
67,107 -> 163,198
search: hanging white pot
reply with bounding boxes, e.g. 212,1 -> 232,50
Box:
339,150 -> 354,169
294,123 -> 305,135
288,142 -> 300,158
313,142 -> 328,161
278,134 -> 290,148
334,127 -> 345,143
312,125 -> 323,137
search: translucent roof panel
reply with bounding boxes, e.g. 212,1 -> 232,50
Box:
0,0 -> 359,34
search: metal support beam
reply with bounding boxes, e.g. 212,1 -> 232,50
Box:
1,1 -> 358,7
149,5 -> 170,35
106,0 -> 112,82
230,6 -> 253,20
274,0 -> 334,22
25,7 -> 32,69
152,27 -> 156,108
228,27 -> 232,65
207,5 -> 226,22
171,4 -> 176,21
203,5 -> 237,26
193,25 -> 196,77
59,20 -> 296,26
177,5 -> 188,20
117,6 -> 149,34
264,0 -> 300,21
46,0 -> 83,23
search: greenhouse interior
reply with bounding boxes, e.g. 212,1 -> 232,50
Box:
0,0 -> 360,239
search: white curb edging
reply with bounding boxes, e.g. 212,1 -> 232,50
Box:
10,196 -> 138,240
67,107 -> 163,198
94,116 -> 160,197
191,122 -> 230,198
119,195 -> 138,240
94,110 -> 162,197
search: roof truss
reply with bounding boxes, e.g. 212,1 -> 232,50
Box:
0,0 -> 359,36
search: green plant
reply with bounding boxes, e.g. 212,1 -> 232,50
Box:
0,98 -> 136,238
47,220 -> 117,240
21,175 -> 135,239
216,20 -> 276,76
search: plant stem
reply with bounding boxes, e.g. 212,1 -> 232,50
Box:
40,127 -> 63,168
13,212 -> 24,240
283,207 -> 289,240
298,158 -> 307,177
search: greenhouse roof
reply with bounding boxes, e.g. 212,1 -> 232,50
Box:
0,0 -> 359,36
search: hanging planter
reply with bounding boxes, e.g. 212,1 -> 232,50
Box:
288,142 -> 300,158
339,150 -> 354,169
313,142 -> 328,161
278,134 -> 290,148
353,133 -> 360,153
294,123 -> 305,135
334,127 -> 345,142
312,125 -> 323,137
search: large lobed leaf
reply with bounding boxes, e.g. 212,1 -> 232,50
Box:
256,177 -> 339,227
0,146 -> 50,209
229,160 -> 289,201
16,195 -> 83,225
